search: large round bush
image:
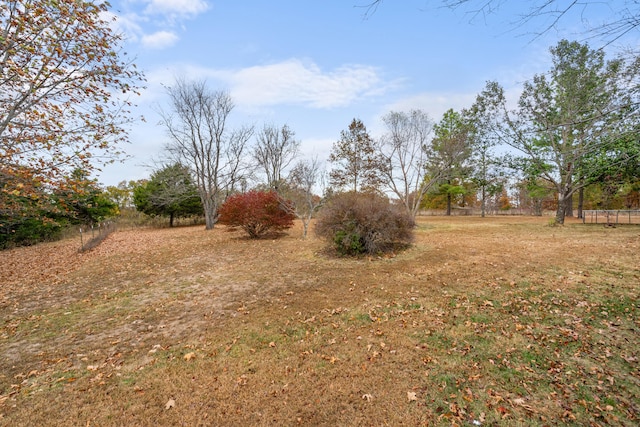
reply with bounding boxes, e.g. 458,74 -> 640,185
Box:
315,192 -> 414,255
218,190 -> 295,238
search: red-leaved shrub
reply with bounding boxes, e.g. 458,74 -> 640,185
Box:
218,190 -> 295,238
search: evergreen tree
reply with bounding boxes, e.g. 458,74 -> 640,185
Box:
133,164 -> 203,227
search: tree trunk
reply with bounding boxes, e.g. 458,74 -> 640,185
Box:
446,192 -> 452,216
169,212 -> 174,227
481,185 -> 486,218
565,193 -> 573,217
201,194 -> 218,230
204,211 -> 216,229
577,187 -> 584,219
555,194 -> 567,225
534,200 -> 542,216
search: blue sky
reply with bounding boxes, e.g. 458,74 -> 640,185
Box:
97,0 -> 634,186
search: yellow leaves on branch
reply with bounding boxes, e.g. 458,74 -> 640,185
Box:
0,0 -> 144,185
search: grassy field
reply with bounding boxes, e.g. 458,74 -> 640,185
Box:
0,216 -> 638,426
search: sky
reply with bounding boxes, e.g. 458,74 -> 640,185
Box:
96,0 -> 637,187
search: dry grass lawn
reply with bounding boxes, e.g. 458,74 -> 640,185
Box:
0,216 -> 638,426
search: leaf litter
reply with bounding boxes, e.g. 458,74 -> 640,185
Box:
0,217 -> 638,425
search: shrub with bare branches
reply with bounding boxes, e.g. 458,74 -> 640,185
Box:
315,192 -> 414,255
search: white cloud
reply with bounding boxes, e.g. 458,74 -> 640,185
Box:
106,1 -> 208,49
144,0 -> 209,17
144,59 -> 393,110
227,59 -> 391,109
300,137 -> 333,161
375,84 -> 527,136
101,10 -> 143,42
382,92 -> 477,122
141,30 -> 179,49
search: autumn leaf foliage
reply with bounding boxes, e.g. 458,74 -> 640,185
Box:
218,190 -> 295,238
0,0 -> 144,221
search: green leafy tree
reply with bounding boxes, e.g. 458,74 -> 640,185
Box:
329,119 -> 382,193
578,133 -> 640,213
465,91 -> 506,217
105,181 -> 138,210
55,169 -> 118,226
475,40 -> 640,224
514,176 -> 554,216
430,109 -> 473,215
0,167 -> 62,248
1,168 -> 116,248
133,164 -> 203,227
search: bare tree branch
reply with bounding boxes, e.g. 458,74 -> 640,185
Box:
252,124 -> 300,190
361,1 -> 640,45
160,79 -> 253,230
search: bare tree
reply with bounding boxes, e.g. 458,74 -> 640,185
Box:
252,124 -> 300,190
446,0 -> 640,44
286,157 -> 325,238
378,110 -> 438,219
160,78 -> 253,230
